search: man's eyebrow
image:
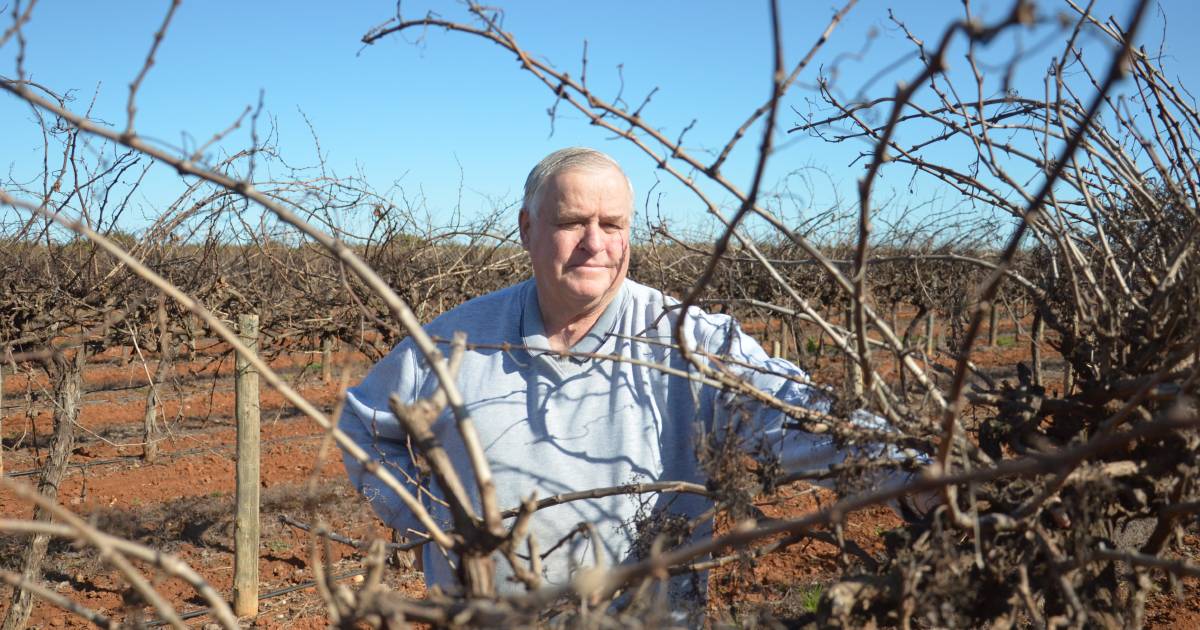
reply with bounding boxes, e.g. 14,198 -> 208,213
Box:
551,207 -> 629,224
554,209 -> 588,221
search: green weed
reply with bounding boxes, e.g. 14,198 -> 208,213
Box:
798,583 -> 824,613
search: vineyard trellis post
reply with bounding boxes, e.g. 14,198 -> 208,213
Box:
925,311 -> 936,357
0,343 -> 5,478
987,300 -> 1000,347
233,313 -> 261,618
321,334 -> 333,383
1031,310 -> 1044,387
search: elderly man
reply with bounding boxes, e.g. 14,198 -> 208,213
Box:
339,147 -> 878,600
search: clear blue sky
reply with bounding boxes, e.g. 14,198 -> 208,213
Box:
3,1 -> 1197,238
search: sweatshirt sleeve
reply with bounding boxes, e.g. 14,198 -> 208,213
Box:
338,339 -> 430,537
692,312 -> 914,482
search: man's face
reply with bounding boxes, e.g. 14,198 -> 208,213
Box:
519,165 -> 632,318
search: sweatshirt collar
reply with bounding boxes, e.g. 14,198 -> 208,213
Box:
521,279 -> 628,360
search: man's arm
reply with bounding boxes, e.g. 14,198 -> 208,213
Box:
692,315 -> 838,471
694,313 -> 927,500
338,340 -> 431,538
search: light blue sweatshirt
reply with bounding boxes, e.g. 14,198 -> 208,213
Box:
339,278 -> 852,598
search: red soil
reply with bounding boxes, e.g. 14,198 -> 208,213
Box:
2,347 -> 423,628
1,322 -> 1195,627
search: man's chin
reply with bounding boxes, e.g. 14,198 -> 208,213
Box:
558,277 -> 620,306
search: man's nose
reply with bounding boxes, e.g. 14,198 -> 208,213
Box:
579,222 -> 605,252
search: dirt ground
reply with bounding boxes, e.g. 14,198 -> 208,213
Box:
1,318 -> 1197,627
1,346 -> 426,628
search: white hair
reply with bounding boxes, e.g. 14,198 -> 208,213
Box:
522,147 -> 634,219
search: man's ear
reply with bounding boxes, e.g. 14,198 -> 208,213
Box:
518,208 -> 531,250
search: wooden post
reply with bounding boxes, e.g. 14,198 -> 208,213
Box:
0,346 -> 5,479
321,335 -> 333,383
925,311 -> 936,356
1031,311 -> 1044,386
987,301 -> 1000,347
233,314 -> 260,618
